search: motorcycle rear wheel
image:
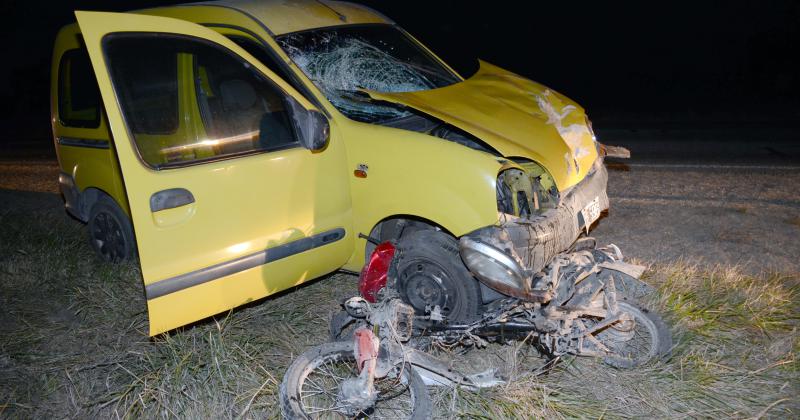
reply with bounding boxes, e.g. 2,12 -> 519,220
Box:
280,341 -> 431,419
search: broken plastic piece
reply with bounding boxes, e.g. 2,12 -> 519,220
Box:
597,261 -> 647,279
429,305 -> 444,322
600,144 -> 631,159
358,241 -> 396,302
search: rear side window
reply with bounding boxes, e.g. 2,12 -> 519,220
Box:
58,48 -> 102,128
104,34 -> 298,168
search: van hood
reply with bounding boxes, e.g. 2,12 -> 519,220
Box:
364,61 -> 599,190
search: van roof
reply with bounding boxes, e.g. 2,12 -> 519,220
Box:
199,0 -> 393,35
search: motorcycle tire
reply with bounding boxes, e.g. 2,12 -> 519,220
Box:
598,301 -> 673,368
280,341 -> 431,419
328,310 -> 366,342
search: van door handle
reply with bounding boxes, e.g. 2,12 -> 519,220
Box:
150,188 -> 195,212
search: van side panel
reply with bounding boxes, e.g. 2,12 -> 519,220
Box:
339,121 -> 502,271
51,23 -> 129,217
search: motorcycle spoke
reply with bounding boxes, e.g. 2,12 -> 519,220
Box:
588,303 -> 659,366
300,359 -> 350,417
302,405 -> 350,417
316,362 -> 349,383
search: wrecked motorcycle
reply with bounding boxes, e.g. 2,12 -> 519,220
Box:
280,239 -> 672,419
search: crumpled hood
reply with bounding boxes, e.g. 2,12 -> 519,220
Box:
365,61 -> 599,190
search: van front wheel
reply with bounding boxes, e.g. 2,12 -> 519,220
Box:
394,230 -> 481,323
87,196 -> 136,263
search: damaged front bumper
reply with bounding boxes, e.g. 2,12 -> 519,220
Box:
460,159 -> 609,300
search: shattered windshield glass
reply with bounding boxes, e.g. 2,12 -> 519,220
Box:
277,25 -> 459,123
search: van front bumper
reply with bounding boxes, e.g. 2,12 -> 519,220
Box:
459,159 -> 609,301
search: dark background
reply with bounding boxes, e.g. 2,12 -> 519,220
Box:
0,0 -> 797,154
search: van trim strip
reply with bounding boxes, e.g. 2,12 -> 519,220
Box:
57,136 -> 110,149
145,228 -> 346,300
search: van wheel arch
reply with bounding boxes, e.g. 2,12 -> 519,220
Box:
364,215 -> 452,260
77,187 -> 104,222
364,216 -> 495,313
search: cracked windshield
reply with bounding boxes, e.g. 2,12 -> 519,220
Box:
277,24 -> 459,123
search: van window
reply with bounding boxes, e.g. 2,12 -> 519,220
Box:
104,34 -> 298,168
105,42 -> 179,136
58,48 -> 102,128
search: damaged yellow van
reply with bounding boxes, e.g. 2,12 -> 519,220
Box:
52,0 -> 612,335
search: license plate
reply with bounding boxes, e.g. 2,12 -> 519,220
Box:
581,196 -> 601,228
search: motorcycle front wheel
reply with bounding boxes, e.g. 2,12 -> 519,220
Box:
280,341 -> 431,419
593,301 -> 672,368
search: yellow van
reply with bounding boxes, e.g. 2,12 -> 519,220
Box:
52,0 -> 610,335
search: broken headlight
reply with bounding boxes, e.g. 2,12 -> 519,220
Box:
496,169 -> 531,216
496,161 -> 559,217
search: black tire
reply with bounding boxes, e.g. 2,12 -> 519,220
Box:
280,341 -> 431,419
328,310 -> 366,342
611,273 -> 656,302
87,195 -> 136,263
394,230 -> 481,323
597,301 -> 673,368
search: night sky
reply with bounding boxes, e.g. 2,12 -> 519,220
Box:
0,0 -> 797,147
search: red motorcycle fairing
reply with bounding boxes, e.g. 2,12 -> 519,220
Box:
358,242 -> 396,302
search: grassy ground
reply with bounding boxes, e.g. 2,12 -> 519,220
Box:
0,193 -> 798,418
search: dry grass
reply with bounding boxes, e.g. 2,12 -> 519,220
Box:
1,204 -> 798,418
432,262 -> 799,419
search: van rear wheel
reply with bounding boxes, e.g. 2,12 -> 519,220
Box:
87,195 -> 135,263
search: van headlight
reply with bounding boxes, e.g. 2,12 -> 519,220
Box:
459,236 -> 526,291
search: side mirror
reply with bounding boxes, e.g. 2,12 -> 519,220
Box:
287,99 -> 329,152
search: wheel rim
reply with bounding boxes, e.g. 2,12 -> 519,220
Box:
298,352 -> 416,418
91,212 -> 126,262
594,303 -> 658,366
397,257 -> 460,317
